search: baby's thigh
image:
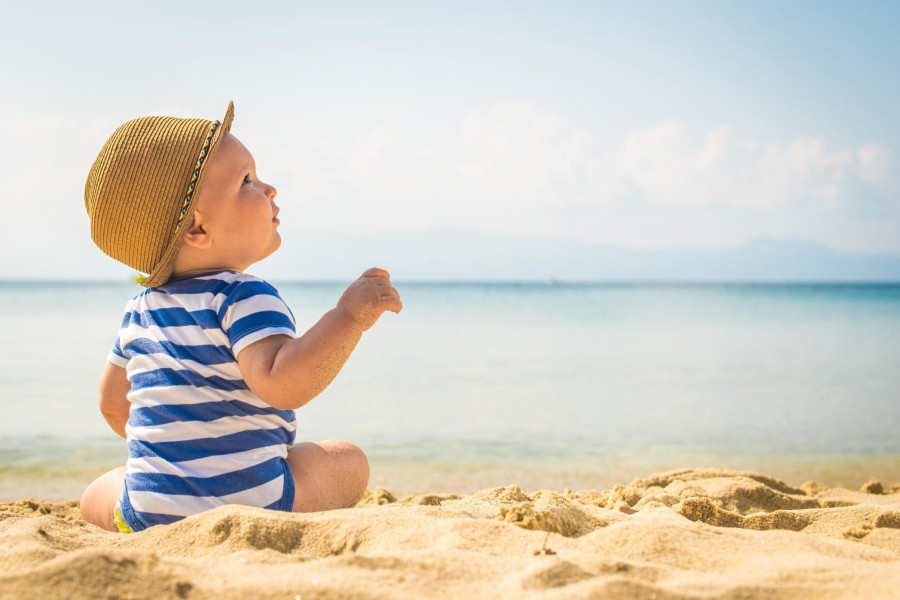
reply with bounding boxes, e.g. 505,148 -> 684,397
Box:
286,440 -> 369,512
79,466 -> 127,532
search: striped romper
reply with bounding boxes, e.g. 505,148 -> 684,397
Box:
108,270 -> 298,532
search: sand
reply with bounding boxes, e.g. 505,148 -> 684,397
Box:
1,467 -> 899,599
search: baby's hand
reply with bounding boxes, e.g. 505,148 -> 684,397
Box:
337,267 -> 403,331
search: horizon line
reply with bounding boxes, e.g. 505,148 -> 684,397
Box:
2,278 -> 899,286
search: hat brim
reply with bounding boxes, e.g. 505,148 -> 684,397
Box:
140,101 -> 235,288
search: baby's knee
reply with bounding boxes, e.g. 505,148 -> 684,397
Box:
334,440 -> 370,488
79,466 -> 126,532
288,440 -> 370,510
324,439 -> 369,501
80,480 -> 114,531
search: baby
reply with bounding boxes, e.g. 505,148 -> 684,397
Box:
79,102 -> 402,533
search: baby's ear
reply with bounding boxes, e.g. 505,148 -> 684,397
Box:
182,210 -> 212,249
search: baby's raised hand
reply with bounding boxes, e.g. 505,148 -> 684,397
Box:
337,267 -> 403,331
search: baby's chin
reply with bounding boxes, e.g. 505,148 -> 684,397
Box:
268,233 -> 282,255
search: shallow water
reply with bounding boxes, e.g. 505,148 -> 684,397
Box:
1,281 -> 899,498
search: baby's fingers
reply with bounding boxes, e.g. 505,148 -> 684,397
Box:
378,288 -> 403,314
362,267 -> 391,280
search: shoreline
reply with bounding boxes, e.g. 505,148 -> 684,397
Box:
5,453 -> 900,503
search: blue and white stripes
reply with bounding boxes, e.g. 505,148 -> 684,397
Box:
109,270 -> 298,531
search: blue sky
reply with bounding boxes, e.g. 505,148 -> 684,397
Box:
1,1 -> 898,279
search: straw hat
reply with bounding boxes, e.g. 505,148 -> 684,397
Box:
85,101 -> 235,287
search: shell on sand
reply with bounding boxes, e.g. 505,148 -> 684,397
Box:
1,467 -> 899,599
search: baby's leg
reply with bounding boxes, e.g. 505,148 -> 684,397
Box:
80,466 -> 127,532
286,440 -> 369,512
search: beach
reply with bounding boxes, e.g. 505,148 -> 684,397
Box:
2,282 -> 899,597
4,0 -> 900,595
2,467 -> 899,599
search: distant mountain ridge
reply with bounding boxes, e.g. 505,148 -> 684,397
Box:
278,229 -> 900,282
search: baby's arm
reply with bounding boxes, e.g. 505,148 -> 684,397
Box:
98,362 -> 130,438
238,268 -> 402,410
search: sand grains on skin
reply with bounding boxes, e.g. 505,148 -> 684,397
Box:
1,467 -> 899,599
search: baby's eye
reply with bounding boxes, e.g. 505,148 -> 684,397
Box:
242,174 -> 252,186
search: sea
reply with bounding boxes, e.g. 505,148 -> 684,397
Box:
1,280 -> 898,500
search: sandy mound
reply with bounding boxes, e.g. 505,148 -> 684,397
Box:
1,467 -> 898,599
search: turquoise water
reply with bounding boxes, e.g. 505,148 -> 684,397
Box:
1,281 -> 899,497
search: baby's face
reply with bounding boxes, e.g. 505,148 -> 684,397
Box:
193,133 -> 281,269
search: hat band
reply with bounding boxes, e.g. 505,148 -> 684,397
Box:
175,119 -> 221,230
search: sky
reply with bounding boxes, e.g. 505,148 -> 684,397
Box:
0,0 -> 898,280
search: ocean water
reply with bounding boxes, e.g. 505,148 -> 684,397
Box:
1,280 -> 899,499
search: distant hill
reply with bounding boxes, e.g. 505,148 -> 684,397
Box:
274,228 -> 900,282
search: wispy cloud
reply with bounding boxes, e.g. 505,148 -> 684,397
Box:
3,102 -> 895,280
273,103 -> 895,237
614,120 -> 892,210
458,102 -> 612,203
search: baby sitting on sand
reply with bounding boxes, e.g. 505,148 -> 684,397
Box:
79,102 -> 402,533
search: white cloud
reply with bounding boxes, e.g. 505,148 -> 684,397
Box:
294,106 -> 896,224
271,126 -> 453,233
476,104 -> 630,206
617,123 -> 894,210
458,102 -> 602,198
6,103 -> 895,279
345,127 -> 445,200
268,104 -> 612,235
857,143 -> 891,186
620,120 -> 702,205
255,103 -> 898,253
0,114 -> 127,274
